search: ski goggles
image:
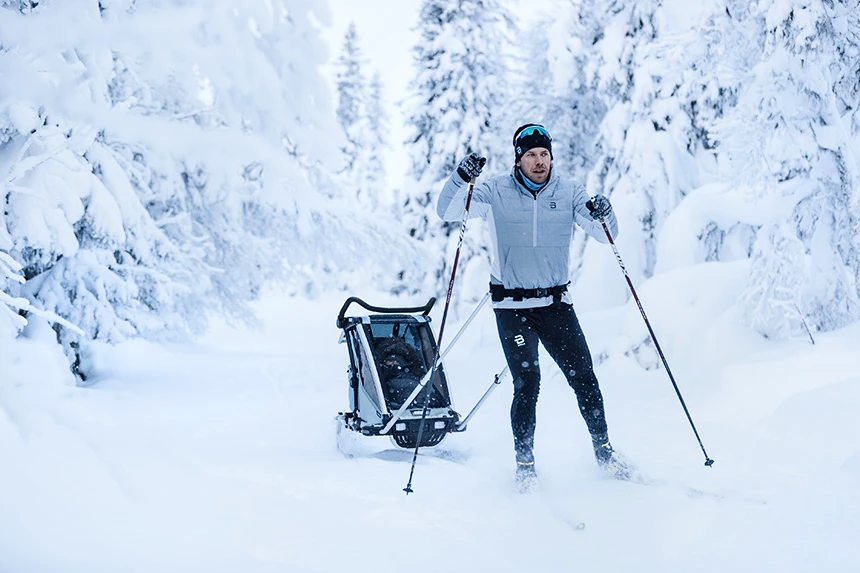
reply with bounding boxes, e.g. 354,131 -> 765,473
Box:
514,125 -> 552,143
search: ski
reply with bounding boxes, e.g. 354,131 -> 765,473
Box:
634,477 -> 768,505
605,465 -> 768,505
548,505 -> 587,531
625,475 -> 727,501
532,494 -> 587,532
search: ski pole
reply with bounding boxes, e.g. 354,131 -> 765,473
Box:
455,364 -> 508,431
595,214 -> 715,467
404,176 -> 478,495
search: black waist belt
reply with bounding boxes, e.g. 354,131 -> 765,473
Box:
490,282 -> 569,302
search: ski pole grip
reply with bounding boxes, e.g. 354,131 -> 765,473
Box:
586,200 -> 610,227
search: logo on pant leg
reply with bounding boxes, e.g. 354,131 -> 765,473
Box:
514,334 -> 526,347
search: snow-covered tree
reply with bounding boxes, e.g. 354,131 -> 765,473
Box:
335,22 -> 367,176
563,0 -> 860,337
401,0 -> 515,298
363,71 -> 390,208
334,25 -> 390,211
1,0 -> 419,381
0,0 -> 38,12
509,15 -> 605,184
713,0 -> 860,337
505,11 -> 609,288
569,0 -> 752,307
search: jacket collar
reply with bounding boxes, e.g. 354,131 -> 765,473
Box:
511,166 -> 557,197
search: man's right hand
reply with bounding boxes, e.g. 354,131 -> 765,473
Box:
457,152 -> 486,182
586,195 -> 612,220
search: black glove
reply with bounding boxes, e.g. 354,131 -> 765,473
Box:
456,152 -> 486,182
586,195 -> 612,220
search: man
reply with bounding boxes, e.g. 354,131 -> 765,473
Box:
436,123 -> 627,492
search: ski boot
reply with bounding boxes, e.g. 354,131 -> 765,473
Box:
593,437 -> 634,481
515,461 -> 539,494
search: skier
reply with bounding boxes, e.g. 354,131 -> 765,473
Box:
437,123 -> 627,492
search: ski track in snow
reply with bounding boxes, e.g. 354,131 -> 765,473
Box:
2,291 -> 860,572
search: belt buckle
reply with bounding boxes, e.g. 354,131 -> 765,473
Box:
535,287 -> 547,298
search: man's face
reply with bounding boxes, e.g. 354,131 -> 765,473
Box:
517,148 -> 551,184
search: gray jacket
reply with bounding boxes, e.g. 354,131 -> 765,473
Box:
437,168 -> 619,308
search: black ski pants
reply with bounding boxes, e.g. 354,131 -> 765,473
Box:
495,301 -> 609,464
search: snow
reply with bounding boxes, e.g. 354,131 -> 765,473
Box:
3,275 -> 860,572
2,0 -> 860,570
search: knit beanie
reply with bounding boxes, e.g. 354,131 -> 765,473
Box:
513,123 -> 553,161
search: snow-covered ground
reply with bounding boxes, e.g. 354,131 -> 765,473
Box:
2,270 -> 860,572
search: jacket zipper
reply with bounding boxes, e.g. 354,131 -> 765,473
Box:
533,196 -> 538,246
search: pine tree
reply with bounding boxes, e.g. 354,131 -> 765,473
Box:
334,23 -> 391,211
716,1 -> 860,337
335,22 -> 367,177
401,0 -> 515,297
362,72 -> 389,209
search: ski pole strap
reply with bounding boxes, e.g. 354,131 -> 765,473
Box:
489,282 -> 569,303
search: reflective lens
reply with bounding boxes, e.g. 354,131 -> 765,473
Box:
516,125 -> 552,142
